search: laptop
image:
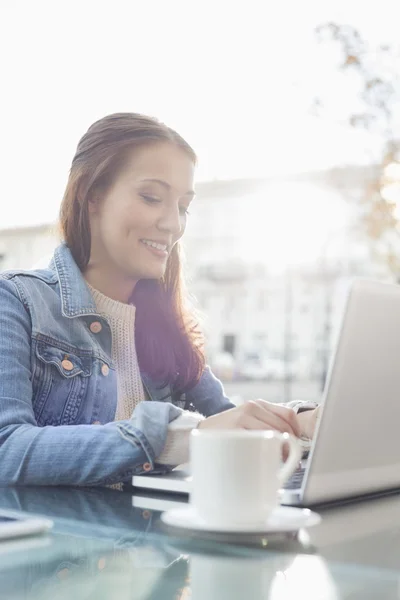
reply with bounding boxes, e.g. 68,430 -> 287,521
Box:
132,278 -> 400,507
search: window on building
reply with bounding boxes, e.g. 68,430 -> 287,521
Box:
223,334 -> 236,356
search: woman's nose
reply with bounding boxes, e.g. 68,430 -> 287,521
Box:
157,205 -> 183,236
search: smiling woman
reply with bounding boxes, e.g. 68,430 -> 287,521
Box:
0,112 -> 318,487
59,114 -> 202,392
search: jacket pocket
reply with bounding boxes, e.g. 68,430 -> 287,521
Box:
32,341 -> 93,426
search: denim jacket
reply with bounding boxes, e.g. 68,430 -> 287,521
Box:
0,244 -> 234,486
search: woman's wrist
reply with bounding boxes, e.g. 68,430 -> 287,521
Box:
297,407 -> 320,440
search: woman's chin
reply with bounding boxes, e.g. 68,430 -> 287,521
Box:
132,267 -> 166,281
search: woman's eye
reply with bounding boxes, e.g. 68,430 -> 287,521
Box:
179,206 -> 190,216
140,194 -> 161,204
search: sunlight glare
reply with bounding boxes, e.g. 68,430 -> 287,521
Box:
237,182 -> 348,272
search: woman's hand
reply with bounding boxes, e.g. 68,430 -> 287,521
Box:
198,400 -> 302,438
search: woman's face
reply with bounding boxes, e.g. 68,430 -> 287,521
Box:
88,142 -> 195,283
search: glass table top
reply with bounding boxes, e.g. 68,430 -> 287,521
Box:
1,485 -> 400,599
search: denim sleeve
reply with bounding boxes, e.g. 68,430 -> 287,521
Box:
0,278 -> 183,486
185,365 -> 236,416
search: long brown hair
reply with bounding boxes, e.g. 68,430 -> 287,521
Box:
59,113 -> 205,392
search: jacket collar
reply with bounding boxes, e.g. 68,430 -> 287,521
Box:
51,244 -> 98,318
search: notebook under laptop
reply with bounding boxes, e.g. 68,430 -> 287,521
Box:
132,279 -> 400,506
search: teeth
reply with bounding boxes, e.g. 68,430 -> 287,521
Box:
141,239 -> 168,251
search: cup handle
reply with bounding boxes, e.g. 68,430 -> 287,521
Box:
277,433 -> 302,485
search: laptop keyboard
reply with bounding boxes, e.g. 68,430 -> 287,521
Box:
283,467 -> 305,490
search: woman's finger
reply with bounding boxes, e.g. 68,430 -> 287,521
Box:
240,408 -> 297,436
253,400 -> 301,437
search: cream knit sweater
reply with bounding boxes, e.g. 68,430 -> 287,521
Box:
89,286 -> 204,465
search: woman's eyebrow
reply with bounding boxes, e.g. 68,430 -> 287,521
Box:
140,178 -> 195,198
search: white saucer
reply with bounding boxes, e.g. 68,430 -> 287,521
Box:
161,505 -> 321,534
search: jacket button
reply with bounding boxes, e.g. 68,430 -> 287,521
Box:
57,567 -> 70,580
143,462 -> 152,472
61,359 -> 74,371
97,557 -> 107,570
90,321 -> 102,334
101,364 -> 109,376
93,421 -> 101,425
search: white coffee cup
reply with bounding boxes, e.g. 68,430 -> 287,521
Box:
190,429 -> 301,528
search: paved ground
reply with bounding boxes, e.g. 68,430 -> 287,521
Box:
222,379 -> 323,405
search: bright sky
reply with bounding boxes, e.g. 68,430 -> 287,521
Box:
0,0 -> 399,230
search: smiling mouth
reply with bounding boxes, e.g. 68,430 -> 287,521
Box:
140,239 -> 169,258
140,239 -> 168,251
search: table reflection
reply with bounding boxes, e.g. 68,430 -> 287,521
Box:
0,486 -> 400,599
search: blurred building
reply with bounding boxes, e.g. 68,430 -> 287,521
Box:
0,167 -> 388,379
183,167 -> 387,378
0,224 -> 58,270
